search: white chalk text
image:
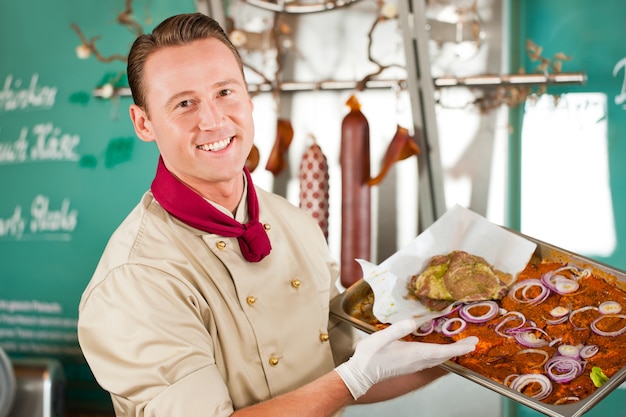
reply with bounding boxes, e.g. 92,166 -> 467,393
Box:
0,122 -> 80,164
0,74 -> 57,112
0,195 -> 78,240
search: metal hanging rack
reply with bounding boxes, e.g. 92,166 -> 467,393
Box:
241,0 -> 363,14
94,72 -> 586,97
106,0 -> 587,100
196,0 -> 365,17
434,72 -> 586,87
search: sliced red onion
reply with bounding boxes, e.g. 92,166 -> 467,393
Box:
433,317 -> 447,333
541,267 -> 573,289
590,314 -> 626,337
444,302 -> 463,316
573,267 -> 592,280
554,396 -> 581,405
440,317 -> 467,336
557,344 -> 581,358
541,271 -> 566,292
541,269 -> 581,295
549,337 -> 563,347
414,319 -> 436,336
495,311 -> 526,338
546,306 -> 570,325
509,373 -> 553,400
579,345 -> 599,359
550,306 -> 570,318
553,278 -> 580,294
569,306 -> 599,330
508,279 -> 550,305
542,265 -> 590,286
513,328 -> 551,348
503,373 -> 519,387
546,316 -> 568,325
459,301 -> 500,323
599,301 -> 622,314
545,356 -> 583,384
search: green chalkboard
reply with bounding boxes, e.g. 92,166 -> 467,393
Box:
0,1 -> 194,412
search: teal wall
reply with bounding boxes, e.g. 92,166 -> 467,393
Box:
0,1 -> 194,412
508,0 -> 626,269
505,0 -> 626,415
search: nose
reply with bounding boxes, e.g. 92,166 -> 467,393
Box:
198,100 -> 225,130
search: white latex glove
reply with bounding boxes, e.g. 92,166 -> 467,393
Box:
335,318 -> 478,399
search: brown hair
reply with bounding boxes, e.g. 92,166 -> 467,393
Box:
127,13 -> 244,110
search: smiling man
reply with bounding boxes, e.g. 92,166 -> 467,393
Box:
128,32 -> 254,211
76,13 -> 477,417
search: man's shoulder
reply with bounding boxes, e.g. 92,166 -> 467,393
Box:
87,192 -> 179,270
79,191 -> 196,307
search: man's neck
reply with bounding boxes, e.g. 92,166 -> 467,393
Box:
195,173 -> 245,214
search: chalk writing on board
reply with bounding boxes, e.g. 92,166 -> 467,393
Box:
0,299 -> 62,314
613,56 -> 626,110
0,74 -> 57,112
0,194 -> 78,240
0,298 -> 80,357
0,122 -> 80,164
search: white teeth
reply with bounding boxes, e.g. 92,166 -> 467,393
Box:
197,137 -> 232,152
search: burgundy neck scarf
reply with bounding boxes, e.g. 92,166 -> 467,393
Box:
151,157 -> 272,262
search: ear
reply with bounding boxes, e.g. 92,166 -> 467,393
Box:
129,104 -> 155,143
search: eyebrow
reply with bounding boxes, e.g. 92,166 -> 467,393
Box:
162,78 -> 245,109
164,90 -> 194,110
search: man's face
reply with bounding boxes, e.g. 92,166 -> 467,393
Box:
130,37 -> 254,196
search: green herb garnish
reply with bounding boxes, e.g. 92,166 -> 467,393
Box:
590,366 -> 609,388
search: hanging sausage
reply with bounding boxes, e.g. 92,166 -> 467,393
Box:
340,94 -> 371,288
246,144 -> 260,172
368,125 -> 421,186
265,118 -> 294,176
299,135 -> 330,240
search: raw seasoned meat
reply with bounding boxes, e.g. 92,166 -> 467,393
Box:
410,251 -> 513,310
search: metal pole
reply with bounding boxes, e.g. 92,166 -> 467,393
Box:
398,0 -> 447,231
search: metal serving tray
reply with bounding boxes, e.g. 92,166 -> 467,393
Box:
330,233 -> 626,417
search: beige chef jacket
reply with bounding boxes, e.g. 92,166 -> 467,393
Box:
78,186 -> 355,417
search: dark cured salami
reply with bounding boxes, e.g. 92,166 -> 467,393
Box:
340,95 -> 371,288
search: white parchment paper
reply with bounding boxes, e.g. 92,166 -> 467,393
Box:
357,205 -> 537,325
